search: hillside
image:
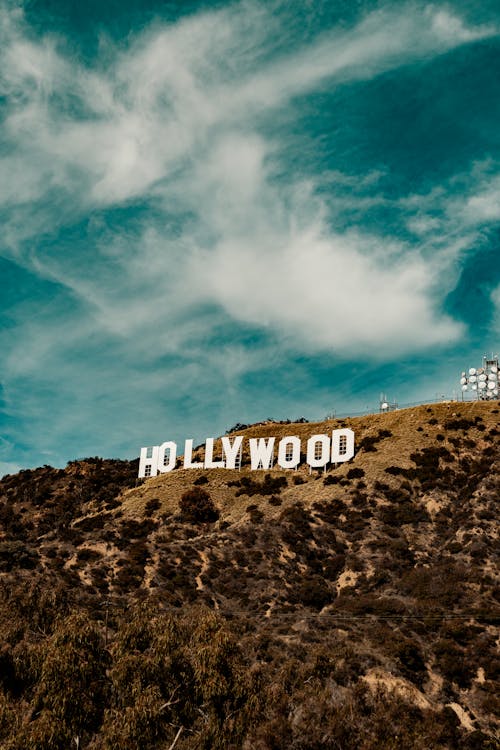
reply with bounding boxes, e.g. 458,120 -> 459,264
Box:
0,401 -> 498,749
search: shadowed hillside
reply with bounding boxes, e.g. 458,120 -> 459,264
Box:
0,401 -> 498,749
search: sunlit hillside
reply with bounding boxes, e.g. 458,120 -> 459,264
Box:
0,400 -> 498,749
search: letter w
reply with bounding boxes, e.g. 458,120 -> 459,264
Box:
249,438 -> 275,470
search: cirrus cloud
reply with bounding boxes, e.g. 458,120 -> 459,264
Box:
0,0 -> 498,470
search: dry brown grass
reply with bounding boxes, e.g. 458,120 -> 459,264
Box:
0,400 -> 498,749
119,400 -> 499,522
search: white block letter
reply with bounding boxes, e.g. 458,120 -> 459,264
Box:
306,434 -> 331,468
249,437 -> 275,470
184,439 -> 203,469
157,441 -> 177,473
278,436 -> 301,469
222,436 -> 244,469
331,428 -> 355,463
204,437 -> 225,469
138,445 -> 159,478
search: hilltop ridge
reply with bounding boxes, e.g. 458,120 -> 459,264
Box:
0,401 -> 498,749
124,399 -> 498,521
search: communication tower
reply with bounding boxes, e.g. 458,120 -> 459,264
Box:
460,354 -> 499,400
379,393 -> 398,413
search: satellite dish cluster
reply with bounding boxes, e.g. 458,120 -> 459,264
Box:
460,356 -> 499,400
379,393 -> 398,413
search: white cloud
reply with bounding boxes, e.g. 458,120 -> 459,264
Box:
179,132 -> 462,355
463,179 -> 500,224
201,227 -> 462,355
1,2 -> 495,208
429,8 -> 495,43
0,1 -> 496,465
401,159 -> 500,275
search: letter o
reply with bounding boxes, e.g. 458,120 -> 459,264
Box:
157,441 -> 177,473
278,436 -> 301,469
306,434 -> 330,468
331,429 -> 355,463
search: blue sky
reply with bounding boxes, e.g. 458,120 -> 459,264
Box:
1,0 -> 499,475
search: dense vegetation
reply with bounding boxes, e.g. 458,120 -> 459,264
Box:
0,405 -> 498,748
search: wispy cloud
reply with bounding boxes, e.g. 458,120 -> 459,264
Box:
1,2 -> 496,208
0,0 -> 498,467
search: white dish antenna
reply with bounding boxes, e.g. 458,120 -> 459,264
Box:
460,355 -> 499,401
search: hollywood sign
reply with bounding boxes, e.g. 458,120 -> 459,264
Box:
138,429 -> 355,478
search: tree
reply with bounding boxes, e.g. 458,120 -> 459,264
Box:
179,487 -> 219,524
